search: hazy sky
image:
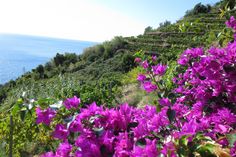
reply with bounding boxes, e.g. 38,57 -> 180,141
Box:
0,0 -> 219,42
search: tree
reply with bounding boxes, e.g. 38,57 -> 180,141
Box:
193,3 -> 211,15
121,53 -> 135,72
144,26 -> 153,34
36,64 -> 44,79
159,20 -> 171,29
54,53 -> 65,66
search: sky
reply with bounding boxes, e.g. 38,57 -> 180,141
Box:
0,0 -> 219,42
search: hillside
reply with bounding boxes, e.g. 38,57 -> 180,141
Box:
1,1 -> 236,156
0,2 -> 234,109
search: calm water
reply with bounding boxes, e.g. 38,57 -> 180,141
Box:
0,34 -> 97,84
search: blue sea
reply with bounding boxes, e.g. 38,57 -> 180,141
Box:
0,34 -> 97,85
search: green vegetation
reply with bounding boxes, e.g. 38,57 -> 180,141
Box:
1,2 -> 235,109
0,0 -> 236,156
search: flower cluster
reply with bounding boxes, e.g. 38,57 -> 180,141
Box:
63,96 -> 81,110
226,16 -> 236,39
38,17 -> 236,157
135,56 -> 167,93
226,16 -> 236,30
36,107 -> 56,125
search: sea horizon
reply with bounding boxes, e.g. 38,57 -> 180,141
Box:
0,34 -> 98,85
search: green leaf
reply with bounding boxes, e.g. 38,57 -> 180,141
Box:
37,98 -> 55,109
167,92 -> 175,99
128,122 -> 138,130
167,107 -> 176,123
11,104 -> 20,116
16,98 -> 24,105
133,50 -> 144,58
136,138 -> 146,147
196,143 -> 216,157
179,135 -> 189,147
226,133 -> 236,147
20,109 -> 27,122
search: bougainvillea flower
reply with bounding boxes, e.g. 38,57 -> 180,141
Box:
133,139 -> 158,157
36,107 -> 56,125
152,55 -> 157,62
152,64 -> 167,76
158,98 -> 171,107
55,141 -> 72,157
142,81 -> 157,93
137,74 -> 146,82
63,96 -> 81,109
142,60 -> 149,69
134,57 -> 142,63
226,16 -> 236,30
40,152 -> 55,157
53,124 -> 69,141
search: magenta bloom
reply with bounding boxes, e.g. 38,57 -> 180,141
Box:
69,119 -> 82,132
226,16 -> 236,30
137,74 -> 146,82
40,152 -> 55,157
55,141 -> 72,157
152,55 -> 157,62
143,81 -> 157,93
158,98 -> 171,107
75,135 -> 102,157
152,64 -> 167,76
177,56 -> 188,65
134,57 -> 142,63
53,124 -> 69,141
63,96 -> 81,110
142,60 -> 149,69
161,142 -> 177,157
230,142 -> 236,157
36,107 -> 56,125
133,139 -> 158,157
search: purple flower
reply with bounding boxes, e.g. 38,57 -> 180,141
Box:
134,57 -> 142,63
142,60 -> 149,69
114,132 -> 133,157
226,16 -> 236,30
137,74 -> 146,82
75,135 -> 102,157
189,48 -> 203,58
142,81 -> 157,93
36,107 -> 56,125
150,107 -> 169,131
152,55 -> 157,62
161,142 -> 177,157
158,98 -> 171,107
181,119 -> 199,136
55,141 -> 72,157
53,124 -> 69,141
40,152 -> 55,157
152,64 -> 167,76
133,119 -> 149,139
230,142 -> 236,157
63,96 -> 81,110
178,56 -> 188,65
133,139 -> 158,157
69,119 -> 82,133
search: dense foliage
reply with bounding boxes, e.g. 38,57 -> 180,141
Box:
26,16 -> 236,157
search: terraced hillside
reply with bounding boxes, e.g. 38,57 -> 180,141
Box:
0,2 -> 235,109
124,7 -> 232,63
